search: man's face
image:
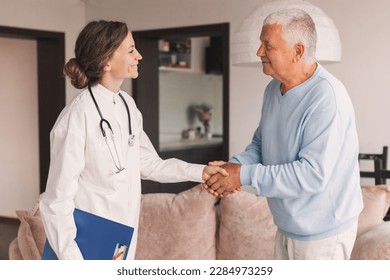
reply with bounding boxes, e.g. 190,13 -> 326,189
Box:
257,23 -> 296,81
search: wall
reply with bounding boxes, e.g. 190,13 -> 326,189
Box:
0,38 -> 39,217
85,0 -> 390,168
0,0 -> 86,217
310,0 -> 390,159
0,0 -> 86,102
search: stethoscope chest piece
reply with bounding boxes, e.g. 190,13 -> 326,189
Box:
128,135 -> 135,146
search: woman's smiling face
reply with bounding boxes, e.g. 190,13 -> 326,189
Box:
106,31 -> 143,81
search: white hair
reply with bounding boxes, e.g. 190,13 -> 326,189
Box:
264,8 -> 317,62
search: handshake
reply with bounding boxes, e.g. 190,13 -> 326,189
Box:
202,161 -> 242,197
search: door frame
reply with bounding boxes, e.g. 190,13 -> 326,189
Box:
132,23 -> 230,160
0,26 -> 65,193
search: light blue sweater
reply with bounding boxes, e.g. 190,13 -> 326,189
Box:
231,64 -> 363,240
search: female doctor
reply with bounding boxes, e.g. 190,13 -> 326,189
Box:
39,20 -> 228,260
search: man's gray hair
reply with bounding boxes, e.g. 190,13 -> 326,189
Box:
264,8 -> 317,62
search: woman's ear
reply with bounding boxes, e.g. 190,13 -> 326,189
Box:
104,62 -> 112,72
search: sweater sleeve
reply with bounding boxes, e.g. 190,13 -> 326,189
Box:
230,125 -> 262,166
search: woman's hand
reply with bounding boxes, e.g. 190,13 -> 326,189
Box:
202,164 -> 229,181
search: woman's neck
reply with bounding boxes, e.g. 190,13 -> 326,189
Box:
100,77 -> 123,93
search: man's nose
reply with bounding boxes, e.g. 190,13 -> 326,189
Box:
256,44 -> 265,58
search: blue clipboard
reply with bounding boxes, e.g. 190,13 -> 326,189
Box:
41,208 -> 134,260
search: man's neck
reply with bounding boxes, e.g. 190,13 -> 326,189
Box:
280,62 -> 317,94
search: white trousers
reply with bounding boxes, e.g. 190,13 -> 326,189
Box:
273,222 -> 358,260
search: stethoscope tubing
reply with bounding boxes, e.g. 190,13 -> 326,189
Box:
88,85 -> 133,137
88,85 -> 134,173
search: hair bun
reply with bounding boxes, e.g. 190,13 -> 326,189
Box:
63,58 -> 89,89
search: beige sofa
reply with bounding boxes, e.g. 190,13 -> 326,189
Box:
8,184 -> 390,260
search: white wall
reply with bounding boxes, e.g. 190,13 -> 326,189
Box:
0,0 -> 86,217
0,0 -> 86,102
85,0 -> 390,165
0,38 -> 39,217
310,0 -> 390,155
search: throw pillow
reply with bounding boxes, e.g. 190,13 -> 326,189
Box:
135,184 -> 219,260
358,186 -> 390,237
8,239 -> 23,260
16,210 -> 45,260
15,194 -> 46,260
217,190 -> 277,260
350,221 -> 390,259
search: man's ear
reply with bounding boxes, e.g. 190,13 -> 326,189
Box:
293,43 -> 305,62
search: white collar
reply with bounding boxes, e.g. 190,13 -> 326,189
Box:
91,84 -> 121,102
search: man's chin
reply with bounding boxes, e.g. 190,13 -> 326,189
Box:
261,64 -> 273,74
262,67 -> 270,75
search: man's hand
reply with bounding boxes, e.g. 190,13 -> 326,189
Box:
203,162 -> 241,197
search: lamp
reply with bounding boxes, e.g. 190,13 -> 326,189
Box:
231,0 -> 341,66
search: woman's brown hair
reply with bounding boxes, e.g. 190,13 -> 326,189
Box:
63,20 -> 128,89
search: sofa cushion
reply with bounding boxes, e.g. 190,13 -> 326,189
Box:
135,184 -> 219,260
15,194 -> 46,260
217,190 -> 277,260
350,221 -> 390,260
358,185 -> 390,237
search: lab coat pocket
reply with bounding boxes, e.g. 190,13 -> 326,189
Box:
86,136 -> 118,177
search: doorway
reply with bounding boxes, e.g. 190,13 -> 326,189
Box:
132,23 -> 229,193
0,26 -> 65,217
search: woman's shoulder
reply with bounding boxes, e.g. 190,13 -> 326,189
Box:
60,88 -> 95,117
67,88 -> 93,109
52,88 -> 91,132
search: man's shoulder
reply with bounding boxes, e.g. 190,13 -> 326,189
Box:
316,64 -> 345,90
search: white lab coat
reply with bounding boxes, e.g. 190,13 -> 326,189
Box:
39,84 -> 204,260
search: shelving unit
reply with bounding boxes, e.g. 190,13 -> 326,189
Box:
158,37 -> 209,73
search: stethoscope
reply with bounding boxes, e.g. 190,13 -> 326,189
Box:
88,85 -> 135,173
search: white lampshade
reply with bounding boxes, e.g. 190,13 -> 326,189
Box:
231,0 -> 342,66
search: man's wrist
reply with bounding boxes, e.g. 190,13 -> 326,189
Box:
239,164 -> 253,186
